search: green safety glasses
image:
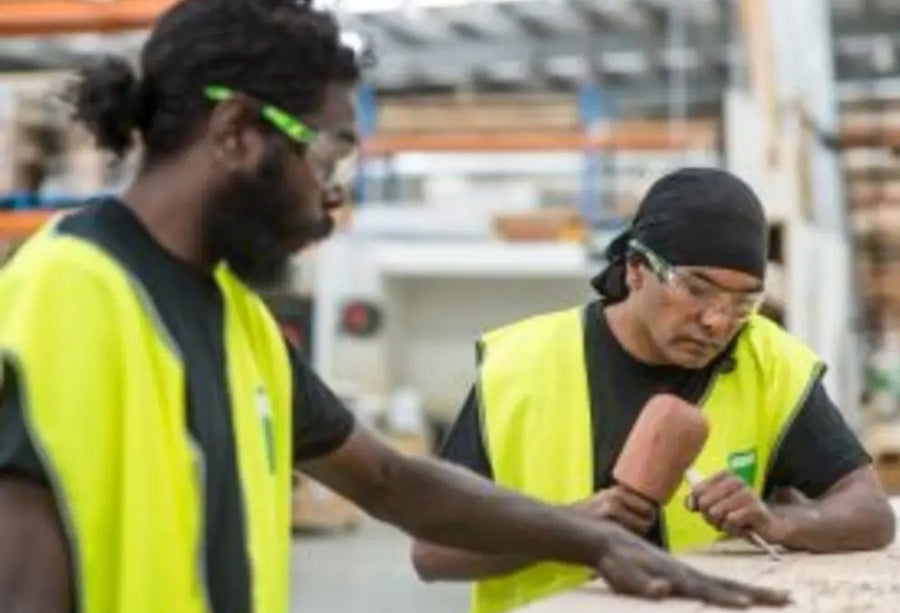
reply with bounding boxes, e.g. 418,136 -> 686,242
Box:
204,84 -> 318,146
203,84 -> 358,189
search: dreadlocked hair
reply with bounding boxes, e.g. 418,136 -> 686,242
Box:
66,0 -> 360,162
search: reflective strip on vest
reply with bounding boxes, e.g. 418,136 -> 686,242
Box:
0,231 -> 293,613
472,307 -> 822,613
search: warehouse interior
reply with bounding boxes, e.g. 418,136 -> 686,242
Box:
2,0 -> 900,611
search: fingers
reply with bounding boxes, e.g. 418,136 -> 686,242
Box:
597,530 -> 791,608
609,488 -> 656,534
613,548 -> 752,609
695,472 -> 745,511
674,569 -> 791,609
597,551 -> 672,600
690,473 -> 768,536
609,507 -> 655,535
615,487 -> 657,517
703,575 -> 792,606
705,489 -> 756,533
581,487 -> 658,534
676,575 -> 753,609
721,506 -> 759,536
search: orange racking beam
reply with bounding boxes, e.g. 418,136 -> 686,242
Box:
364,129 -> 715,155
0,210 -> 60,239
0,1 -> 178,36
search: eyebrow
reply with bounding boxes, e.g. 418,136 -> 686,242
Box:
686,270 -> 764,294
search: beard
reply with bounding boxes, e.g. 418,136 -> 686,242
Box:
203,145 -> 334,289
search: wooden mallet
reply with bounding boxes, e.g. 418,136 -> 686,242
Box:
612,393 -> 710,505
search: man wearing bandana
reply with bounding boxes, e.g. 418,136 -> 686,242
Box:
0,3 -> 798,611
412,167 -> 896,613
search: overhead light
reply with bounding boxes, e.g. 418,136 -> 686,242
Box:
340,30 -> 365,55
601,50 -> 649,74
340,30 -> 377,68
545,55 -> 587,80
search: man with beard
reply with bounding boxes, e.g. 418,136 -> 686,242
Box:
0,2 -> 790,612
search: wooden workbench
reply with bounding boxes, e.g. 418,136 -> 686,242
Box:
516,500 -> 900,612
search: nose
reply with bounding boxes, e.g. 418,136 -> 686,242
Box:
308,157 -> 329,191
698,300 -> 733,336
323,185 -> 346,211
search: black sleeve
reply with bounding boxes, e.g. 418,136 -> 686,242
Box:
0,363 -> 48,485
288,344 -> 356,463
764,379 -> 872,499
438,386 -> 494,480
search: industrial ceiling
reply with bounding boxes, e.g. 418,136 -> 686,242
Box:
0,0 -> 897,114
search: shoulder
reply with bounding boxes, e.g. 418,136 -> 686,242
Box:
735,314 -> 820,370
1,217 -> 127,302
480,305 -> 585,354
0,212 -> 137,369
732,315 -> 824,411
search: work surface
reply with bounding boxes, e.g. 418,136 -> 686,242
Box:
517,499 -> 900,613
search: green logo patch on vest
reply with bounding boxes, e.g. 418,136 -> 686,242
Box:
727,449 -> 758,487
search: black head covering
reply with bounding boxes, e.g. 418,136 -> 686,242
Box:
593,167 -> 768,302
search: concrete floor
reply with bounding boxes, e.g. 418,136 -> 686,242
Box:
290,518 -> 470,613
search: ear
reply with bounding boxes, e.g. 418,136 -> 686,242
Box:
205,96 -> 267,173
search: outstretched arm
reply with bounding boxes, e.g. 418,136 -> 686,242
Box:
299,425 -> 789,608
411,485 -> 658,582
408,386 -> 539,582
300,426 -> 609,567
410,542 -> 536,583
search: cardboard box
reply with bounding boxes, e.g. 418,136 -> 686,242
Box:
865,423 -> 900,495
380,431 -> 431,457
291,472 -> 362,533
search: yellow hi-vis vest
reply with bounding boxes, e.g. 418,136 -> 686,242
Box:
0,220 -> 293,613
471,306 -> 822,613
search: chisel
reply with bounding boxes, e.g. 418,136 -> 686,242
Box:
684,468 -> 782,562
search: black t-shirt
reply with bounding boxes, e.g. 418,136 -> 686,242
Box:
441,301 -> 871,548
0,200 -> 356,613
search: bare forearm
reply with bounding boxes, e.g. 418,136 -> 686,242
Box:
411,540 -> 537,582
773,479 -> 895,552
369,453 -> 608,566
300,428 -> 625,573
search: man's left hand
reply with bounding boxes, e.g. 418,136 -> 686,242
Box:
687,471 -> 788,544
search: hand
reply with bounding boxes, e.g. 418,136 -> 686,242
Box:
595,526 -> 790,608
687,471 -> 788,544
573,485 -> 657,535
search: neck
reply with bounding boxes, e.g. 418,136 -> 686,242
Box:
603,300 -> 669,366
120,154 -> 211,270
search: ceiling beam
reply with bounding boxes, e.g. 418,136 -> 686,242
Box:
442,4 -> 520,40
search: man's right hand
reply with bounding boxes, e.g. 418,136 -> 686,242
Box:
595,525 -> 790,608
305,426 -> 790,609
573,485 -> 657,535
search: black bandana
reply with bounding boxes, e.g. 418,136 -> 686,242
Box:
593,167 -> 768,302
